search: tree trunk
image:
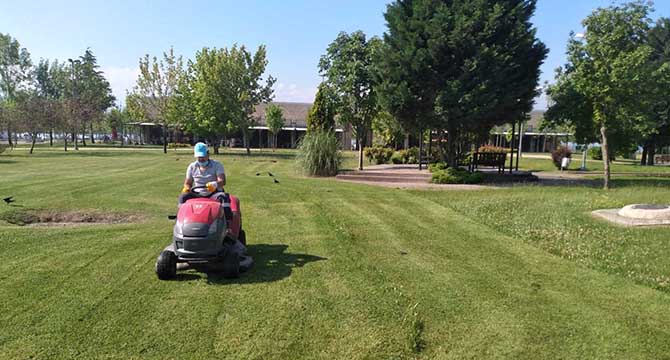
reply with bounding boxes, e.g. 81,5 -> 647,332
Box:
49,129 -> 53,146
509,122 -> 516,174
73,131 -> 79,150
29,134 -> 36,154
64,132 -> 68,151
447,125 -> 458,168
641,143 -> 648,165
418,129 -> 424,171
163,124 -> 168,154
90,122 -> 95,144
648,143 -> 656,166
81,130 -> 86,146
427,129 -> 432,164
357,127 -> 364,171
7,124 -> 13,148
600,125 -> 610,190
404,133 -> 409,150
243,131 -> 251,155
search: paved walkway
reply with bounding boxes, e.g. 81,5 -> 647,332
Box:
335,164 -> 493,190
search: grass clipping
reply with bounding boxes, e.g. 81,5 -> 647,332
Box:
296,130 -> 342,176
0,209 -> 138,226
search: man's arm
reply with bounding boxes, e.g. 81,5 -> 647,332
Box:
183,164 -> 194,191
217,173 -> 226,188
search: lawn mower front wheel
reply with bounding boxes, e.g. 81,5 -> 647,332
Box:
156,250 -> 177,280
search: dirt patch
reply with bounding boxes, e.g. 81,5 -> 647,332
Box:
0,209 -> 142,227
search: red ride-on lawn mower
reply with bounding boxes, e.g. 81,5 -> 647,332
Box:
156,186 -> 253,280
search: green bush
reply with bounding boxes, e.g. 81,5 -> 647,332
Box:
477,145 -> 507,153
406,147 -> 419,164
296,131 -> 342,176
588,146 -> 602,160
391,151 -> 404,164
588,146 -> 619,162
551,146 -> 572,169
428,162 -> 449,173
364,146 -> 394,164
168,142 -> 191,149
431,168 -> 484,184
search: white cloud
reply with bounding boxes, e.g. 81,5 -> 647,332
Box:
274,82 -> 316,103
101,66 -> 140,106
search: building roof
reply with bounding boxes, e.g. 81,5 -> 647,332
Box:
253,102 -> 312,128
525,110 -> 545,131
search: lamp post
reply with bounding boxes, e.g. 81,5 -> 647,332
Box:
67,58 -> 81,150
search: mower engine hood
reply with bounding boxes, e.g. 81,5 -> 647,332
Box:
177,198 -> 221,225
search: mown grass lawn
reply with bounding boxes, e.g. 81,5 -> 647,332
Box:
1,147 -> 670,359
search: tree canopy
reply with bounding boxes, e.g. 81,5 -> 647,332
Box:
545,1 -> 656,188
377,0 -> 547,166
319,30 -> 381,170
127,47 -> 183,153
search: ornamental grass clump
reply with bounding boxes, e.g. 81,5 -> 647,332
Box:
296,131 -> 341,176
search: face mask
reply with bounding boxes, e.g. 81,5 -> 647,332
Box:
197,160 -> 209,167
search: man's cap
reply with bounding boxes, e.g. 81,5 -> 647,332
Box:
194,142 -> 208,157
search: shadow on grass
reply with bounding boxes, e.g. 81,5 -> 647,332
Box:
0,159 -> 17,164
174,244 -> 327,284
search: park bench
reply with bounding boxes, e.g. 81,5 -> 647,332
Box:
468,152 -> 507,173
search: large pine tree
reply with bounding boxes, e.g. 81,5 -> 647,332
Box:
377,0 -> 547,167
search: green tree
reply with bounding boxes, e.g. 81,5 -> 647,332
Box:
306,82 -> 337,132
642,17 -> 670,165
128,47 -> 183,153
546,2 -> 655,189
372,111 -> 404,148
185,46 -> 245,153
238,45 -> 275,154
0,33 -> 32,148
265,103 -> 284,151
377,0 -> 547,167
319,31 -> 381,170
14,90 -> 50,154
181,45 -> 274,154
105,107 -> 130,144
35,59 -> 68,146
77,49 -> 115,145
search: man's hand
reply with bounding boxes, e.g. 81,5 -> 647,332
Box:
181,186 -> 190,194
206,181 -> 218,193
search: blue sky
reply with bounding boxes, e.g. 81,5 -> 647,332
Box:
2,0 -> 670,109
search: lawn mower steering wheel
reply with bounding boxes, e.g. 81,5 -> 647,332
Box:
190,185 -> 212,197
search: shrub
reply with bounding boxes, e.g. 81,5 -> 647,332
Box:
0,144 -> 7,155
391,151 -> 404,164
364,146 -> 394,164
551,146 -> 572,169
431,168 -> 484,184
428,162 -> 449,173
297,131 -> 341,176
477,145 -> 507,154
587,146 -> 616,161
589,146 -> 616,161
168,142 -> 191,149
406,147 -> 419,164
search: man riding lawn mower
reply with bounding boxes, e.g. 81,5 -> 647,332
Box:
155,142 -> 252,280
